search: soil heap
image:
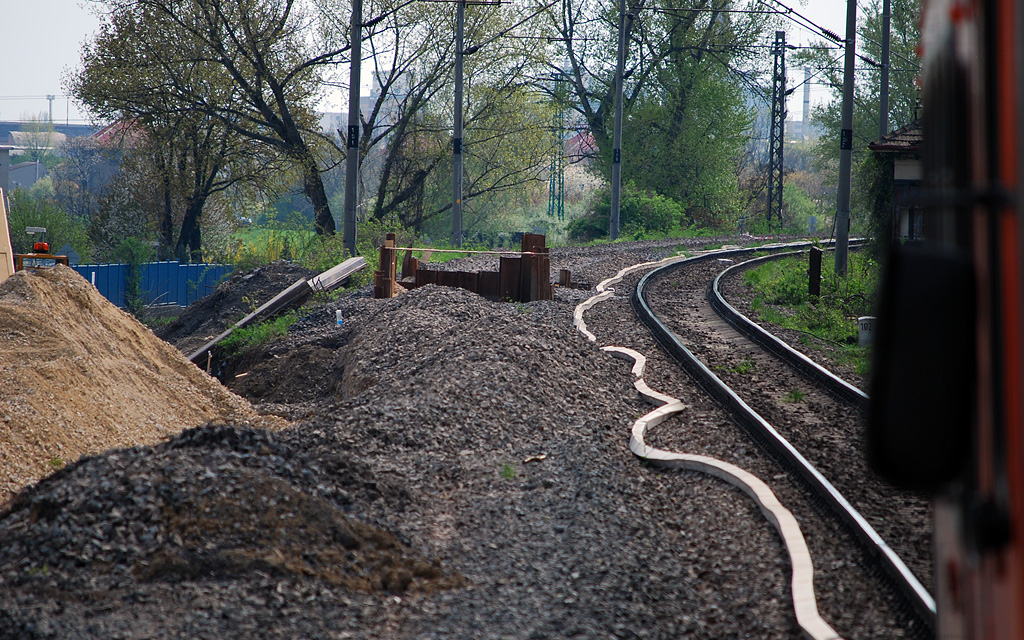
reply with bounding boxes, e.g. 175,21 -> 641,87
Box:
156,260 -> 316,357
0,265 -> 273,506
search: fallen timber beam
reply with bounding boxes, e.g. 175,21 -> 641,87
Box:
188,256 -> 366,366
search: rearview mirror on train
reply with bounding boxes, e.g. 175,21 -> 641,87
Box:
868,245 -> 975,491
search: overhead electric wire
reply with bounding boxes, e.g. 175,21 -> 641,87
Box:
756,0 -> 845,44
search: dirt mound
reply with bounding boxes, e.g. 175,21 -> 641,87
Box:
0,424 -> 459,613
156,261 -> 316,357
0,265 -> 276,506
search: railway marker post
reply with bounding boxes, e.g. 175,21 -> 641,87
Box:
809,247 -> 822,298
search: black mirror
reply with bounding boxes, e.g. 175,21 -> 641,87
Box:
868,244 -> 975,491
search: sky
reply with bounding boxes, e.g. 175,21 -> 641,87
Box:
0,0 -> 855,126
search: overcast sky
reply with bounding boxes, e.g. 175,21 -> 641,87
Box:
0,0 -> 855,126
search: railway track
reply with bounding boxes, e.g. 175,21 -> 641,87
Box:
576,242 -> 935,639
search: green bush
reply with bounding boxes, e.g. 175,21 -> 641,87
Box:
743,250 -> 879,347
5,187 -> 93,262
568,183 -> 692,242
114,237 -> 154,319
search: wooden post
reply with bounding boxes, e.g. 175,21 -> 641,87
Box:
519,234 -> 549,302
809,247 -> 823,298
401,250 -> 416,279
373,270 -> 387,298
499,256 -> 521,302
537,247 -> 552,300
559,269 -> 572,288
415,268 -> 437,288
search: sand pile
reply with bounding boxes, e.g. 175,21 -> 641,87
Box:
0,265 -> 275,506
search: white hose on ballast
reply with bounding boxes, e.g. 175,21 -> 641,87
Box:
574,260 -> 843,640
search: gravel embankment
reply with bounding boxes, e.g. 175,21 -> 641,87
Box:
0,237 -> 928,639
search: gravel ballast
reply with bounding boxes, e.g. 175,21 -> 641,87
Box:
0,237 -> 927,639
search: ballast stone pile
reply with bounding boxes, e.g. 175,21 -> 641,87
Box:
0,265 -> 274,506
1,237 -> 808,638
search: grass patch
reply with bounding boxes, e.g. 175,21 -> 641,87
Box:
220,311 -> 299,354
732,357 -> 755,375
742,250 -> 878,375
784,389 -> 805,403
500,462 -> 516,480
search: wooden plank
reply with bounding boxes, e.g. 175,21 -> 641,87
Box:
437,270 -> 461,288
521,233 -> 546,253
420,250 -> 433,263
188,277 -> 311,364
478,271 -> 500,298
500,256 -> 521,302
0,189 -> 14,284
537,248 -> 552,300
458,270 -> 479,293
519,234 -> 547,301
307,256 -> 367,293
415,268 -> 437,288
378,244 -> 397,298
401,250 -> 415,279
373,270 -> 388,298
519,252 -> 536,302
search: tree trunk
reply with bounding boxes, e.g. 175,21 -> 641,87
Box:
160,172 -> 175,260
303,160 -> 336,235
175,198 -> 204,263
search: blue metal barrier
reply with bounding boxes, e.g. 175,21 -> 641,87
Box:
73,261 -> 232,308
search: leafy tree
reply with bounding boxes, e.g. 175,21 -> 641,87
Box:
114,236 -> 154,318
327,0 -> 555,236
5,188 -> 93,262
796,0 -> 921,231
16,113 -> 62,169
543,0 -> 772,229
72,0 -> 351,237
50,135 -> 115,223
567,182 -> 687,241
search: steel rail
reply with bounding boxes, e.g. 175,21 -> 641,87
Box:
708,245 -> 869,408
631,245 -> 936,631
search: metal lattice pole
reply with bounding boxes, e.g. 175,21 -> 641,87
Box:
766,30 -> 786,230
547,79 -> 566,222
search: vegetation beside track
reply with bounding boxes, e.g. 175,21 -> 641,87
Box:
741,251 -> 879,376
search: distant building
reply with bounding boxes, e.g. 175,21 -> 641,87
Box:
786,118 -> 823,143
0,147 -> 9,195
9,161 -> 48,190
0,121 -> 96,146
869,120 -> 923,239
0,120 -> 98,193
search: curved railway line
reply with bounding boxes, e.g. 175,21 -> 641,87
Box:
576,242 -> 935,639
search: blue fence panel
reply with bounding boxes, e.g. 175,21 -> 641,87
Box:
73,261 -> 232,308
74,263 -> 127,308
140,261 -> 176,306
178,263 -> 232,305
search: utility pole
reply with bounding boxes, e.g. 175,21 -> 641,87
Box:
343,0 -> 362,258
879,0 -> 891,141
451,0 -> 466,247
609,0 -> 627,241
835,0 -> 857,276
547,73 -> 566,222
803,66 -> 811,140
766,30 -> 786,230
